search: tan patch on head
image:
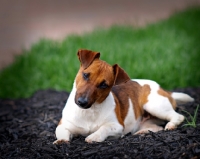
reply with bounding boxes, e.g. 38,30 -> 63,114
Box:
75,59 -> 116,107
75,50 -> 132,109
158,88 -> 176,109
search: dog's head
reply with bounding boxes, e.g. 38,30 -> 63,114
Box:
75,49 -> 130,109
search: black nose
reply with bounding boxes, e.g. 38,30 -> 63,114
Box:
77,97 -> 88,108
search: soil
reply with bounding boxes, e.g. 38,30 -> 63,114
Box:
0,88 -> 200,159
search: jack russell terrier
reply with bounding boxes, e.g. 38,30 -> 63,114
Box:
54,49 -> 194,144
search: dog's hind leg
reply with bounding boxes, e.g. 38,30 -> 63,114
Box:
143,94 -> 184,130
134,119 -> 164,134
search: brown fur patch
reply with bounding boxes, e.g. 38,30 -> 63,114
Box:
158,88 -> 176,109
139,84 -> 151,106
137,84 -> 151,119
112,81 -> 151,125
113,96 -> 126,127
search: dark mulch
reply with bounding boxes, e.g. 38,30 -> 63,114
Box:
0,88 -> 200,159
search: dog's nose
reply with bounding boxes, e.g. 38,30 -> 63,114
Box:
77,97 -> 88,108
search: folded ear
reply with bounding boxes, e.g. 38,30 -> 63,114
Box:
113,64 -> 130,85
77,49 -> 100,69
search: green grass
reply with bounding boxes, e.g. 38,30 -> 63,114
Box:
182,105 -> 199,128
0,7 -> 200,99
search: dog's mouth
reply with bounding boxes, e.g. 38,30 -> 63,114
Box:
76,103 -> 92,109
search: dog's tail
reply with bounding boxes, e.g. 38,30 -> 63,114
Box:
171,92 -> 194,104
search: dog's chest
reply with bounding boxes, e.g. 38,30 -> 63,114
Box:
68,105 -> 112,135
63,91 -> 118,135
77,108 -> 104,131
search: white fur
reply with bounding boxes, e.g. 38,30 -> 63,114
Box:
132,79 -> 160,87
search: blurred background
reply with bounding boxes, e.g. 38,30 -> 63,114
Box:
1,0 -> 200,70
0,0 -> 200,98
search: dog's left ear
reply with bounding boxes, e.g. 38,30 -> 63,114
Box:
77,49 -> 100,69
113,64 -> 130,85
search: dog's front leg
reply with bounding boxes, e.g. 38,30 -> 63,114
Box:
85,123 -> 123,143
53,124 -> 73,144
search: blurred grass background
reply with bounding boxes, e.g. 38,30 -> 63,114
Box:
0,8 -> 200,99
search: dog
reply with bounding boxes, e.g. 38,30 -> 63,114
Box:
53,49 -> 194,144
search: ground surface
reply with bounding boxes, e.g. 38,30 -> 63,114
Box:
0,88 -> 200,159
1,0 -> 200,69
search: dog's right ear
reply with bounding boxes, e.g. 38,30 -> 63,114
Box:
77,49 -> 100,69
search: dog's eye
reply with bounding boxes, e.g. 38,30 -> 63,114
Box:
98,81 -> 109,89
83,73 -> 90,80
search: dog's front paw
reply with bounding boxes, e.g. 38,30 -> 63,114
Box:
53,139 -> 69,145
85,133 -> 105,143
